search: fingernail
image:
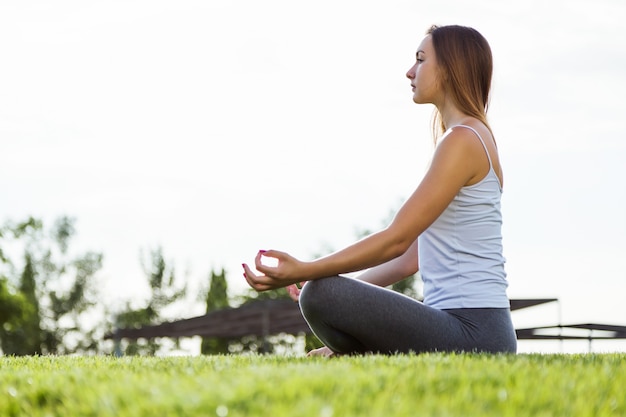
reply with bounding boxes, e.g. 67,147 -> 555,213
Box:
259,250 -> 266,253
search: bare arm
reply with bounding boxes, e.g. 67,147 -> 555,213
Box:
244,128 -> 484,290
357,239 -> 419,287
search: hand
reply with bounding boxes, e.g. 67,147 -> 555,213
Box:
242,250 -> 307,292
307,346 -> 336,357
285,282 -> 305,302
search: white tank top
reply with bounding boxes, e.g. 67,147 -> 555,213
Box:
418,125 -> 510,309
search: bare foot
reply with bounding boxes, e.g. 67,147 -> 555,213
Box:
306,346 -> 337,357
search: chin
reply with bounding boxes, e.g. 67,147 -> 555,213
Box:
412,93 -> 431,105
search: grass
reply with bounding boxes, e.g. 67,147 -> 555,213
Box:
0,353 -> 624,416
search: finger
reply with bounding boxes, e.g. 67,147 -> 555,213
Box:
285,284 -> 300,302
242,263 -> 255,278
256,249 -> 290,265
255,250 -> 279,275
243,272 -> 273,292
242,265 -> 258,287
242,264 -> 274,291
261,249 -> 287,260
254,251 -> 265,270
243,262 -> 268,281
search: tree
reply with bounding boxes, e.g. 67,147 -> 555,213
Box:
201,268 -> 230,354
0,218 -> 41,355
114,246 -> 186,355
0,277 -> 31,347
0,216 -> 103,355
10,253 -> 42,355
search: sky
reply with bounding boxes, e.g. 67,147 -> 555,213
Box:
1,0 -> 625,354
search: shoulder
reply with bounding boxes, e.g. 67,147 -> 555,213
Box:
438,125 -> 485,152
429,124 -> 494,186
433,126 -> 483,168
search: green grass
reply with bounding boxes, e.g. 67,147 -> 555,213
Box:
1,353 -> 624,416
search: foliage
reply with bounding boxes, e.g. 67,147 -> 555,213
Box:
0,217 -> 42,265
0,216 -> 103,355
113,246 -> 186,356
3,253 -> 42,355
1,353 -> 625,416
200,268 -> 230,354
0,278 -> 31,334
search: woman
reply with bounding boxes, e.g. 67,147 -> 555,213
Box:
243,25 -> 517,356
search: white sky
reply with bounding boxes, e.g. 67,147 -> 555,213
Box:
1,0 -> 625,353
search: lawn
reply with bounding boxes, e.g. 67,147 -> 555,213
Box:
1,353 -> 624,416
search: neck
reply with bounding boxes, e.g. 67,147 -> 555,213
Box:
437,101 -> 468,130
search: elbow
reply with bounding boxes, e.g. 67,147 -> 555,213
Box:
383,230 -> 415,261
383,228 -> 419,276
401,249 -> 419,277
404,259 -> 419,277
387,241 -> 410,261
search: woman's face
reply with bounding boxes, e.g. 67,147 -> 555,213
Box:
406,35 -> 441,105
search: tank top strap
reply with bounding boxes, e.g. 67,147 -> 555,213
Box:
454,125 -> 493,169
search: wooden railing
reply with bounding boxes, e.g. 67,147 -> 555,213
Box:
105,298 -> 626,351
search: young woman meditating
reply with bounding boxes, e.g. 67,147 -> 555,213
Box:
243,25 -> 517,356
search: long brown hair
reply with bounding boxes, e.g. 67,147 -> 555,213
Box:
428,25 -> 494,141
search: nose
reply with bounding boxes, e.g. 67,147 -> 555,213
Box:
406,62 -> 416,80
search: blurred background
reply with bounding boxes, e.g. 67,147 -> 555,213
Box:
1,0 -> 624,354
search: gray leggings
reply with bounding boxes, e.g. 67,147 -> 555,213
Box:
299,276 -> 517,354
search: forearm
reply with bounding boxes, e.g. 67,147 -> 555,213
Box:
303,228 -> 412,281
357,262 -> 408,287
357,239 -> 419,287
